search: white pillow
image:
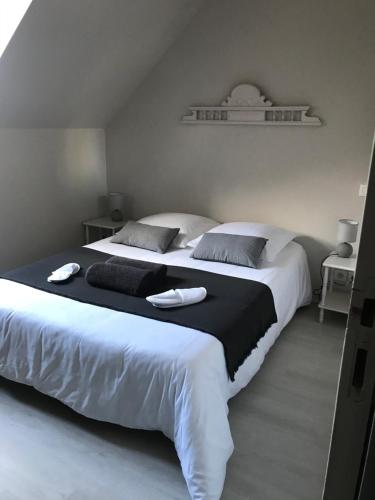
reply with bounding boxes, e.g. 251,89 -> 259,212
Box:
137,213 -> 219,249
188,222 -> 296,262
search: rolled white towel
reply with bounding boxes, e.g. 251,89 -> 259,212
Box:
146,287 -> 207,308
47,263 -> 80,283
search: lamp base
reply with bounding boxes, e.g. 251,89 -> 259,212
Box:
336,242 -> 353,258
111,209 -> 123,222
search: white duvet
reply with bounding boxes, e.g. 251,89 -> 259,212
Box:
0,238 -> 311,499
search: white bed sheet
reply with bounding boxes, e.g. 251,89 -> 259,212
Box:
0,239 -> 311,500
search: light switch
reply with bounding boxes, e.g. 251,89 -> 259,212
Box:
359,184 -> 368,197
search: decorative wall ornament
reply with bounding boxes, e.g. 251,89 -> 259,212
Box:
182,83 -> 322,126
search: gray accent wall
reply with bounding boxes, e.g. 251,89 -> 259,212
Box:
106,0 -> 375,286
0,129 -> 107,271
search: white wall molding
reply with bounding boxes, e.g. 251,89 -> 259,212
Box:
182,83 -> 322,126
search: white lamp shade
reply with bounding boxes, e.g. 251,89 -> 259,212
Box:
108,192 -> 124,211
337,219 -> 358,243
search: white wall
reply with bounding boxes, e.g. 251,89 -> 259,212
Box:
0,0 -> 204,127
0,129 -> 107,271
106,0 -> 374,286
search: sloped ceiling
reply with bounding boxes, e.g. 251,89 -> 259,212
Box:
0,0 -> 204,127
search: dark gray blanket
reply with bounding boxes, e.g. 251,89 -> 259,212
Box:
1,247 -> 277,380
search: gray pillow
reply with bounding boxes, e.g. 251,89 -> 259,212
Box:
111,221 -> 179,253
192,233 -> 267,268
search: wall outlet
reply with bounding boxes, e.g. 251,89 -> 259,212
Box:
359,184 -> 368,197
333,269 -> 349,286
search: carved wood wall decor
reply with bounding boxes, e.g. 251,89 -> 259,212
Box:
182,84 -> 322,126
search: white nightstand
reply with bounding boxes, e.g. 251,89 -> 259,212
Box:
318,255 -> 357,323
82,217 -> 125,244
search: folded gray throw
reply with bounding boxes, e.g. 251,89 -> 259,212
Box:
106,256 -> 167,283
85,262 -> 155,297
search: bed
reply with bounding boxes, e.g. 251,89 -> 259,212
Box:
0,235 -> 311,499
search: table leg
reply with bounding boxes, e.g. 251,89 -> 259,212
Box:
319,266 -> 329,323
85,225 -> 90,245
329,271 -> 334,292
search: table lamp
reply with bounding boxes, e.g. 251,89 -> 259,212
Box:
336,219 -> 358,258
108,192 -> 124,221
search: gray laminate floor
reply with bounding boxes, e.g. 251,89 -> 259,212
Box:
0,305 -> 345,500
